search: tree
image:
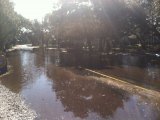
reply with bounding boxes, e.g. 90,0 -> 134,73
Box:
0,0 -> 30,51
43,0 -> 160,53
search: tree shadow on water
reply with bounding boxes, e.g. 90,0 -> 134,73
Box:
47,66 -> 129,119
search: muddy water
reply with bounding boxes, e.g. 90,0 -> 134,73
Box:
1,50 -> 160,120
96,65 -> 160,90
60,52 -> 160,90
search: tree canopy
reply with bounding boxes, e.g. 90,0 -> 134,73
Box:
0,0 -> 31,51
1,0 -> 160,53
41,0 -> 160,53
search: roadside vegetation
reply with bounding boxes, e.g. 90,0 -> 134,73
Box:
0,0 -> 160,67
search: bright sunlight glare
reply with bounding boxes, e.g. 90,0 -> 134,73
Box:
12,0 -> 59,21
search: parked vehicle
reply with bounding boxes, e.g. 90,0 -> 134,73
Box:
0,54 -> 7,75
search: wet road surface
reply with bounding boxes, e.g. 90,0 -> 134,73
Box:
95,65 -> 160,91
0,50 -> 160,120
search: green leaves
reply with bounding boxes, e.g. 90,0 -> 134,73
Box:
0,0 -> 30,50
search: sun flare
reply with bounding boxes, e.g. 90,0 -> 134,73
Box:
11,0 -> 59,21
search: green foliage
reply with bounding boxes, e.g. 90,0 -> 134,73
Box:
42,0 -> 160,52
0,0 -> 30,50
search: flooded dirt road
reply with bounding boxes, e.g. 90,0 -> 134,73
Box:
0,50 -> 160,120
95,65 -> 160,91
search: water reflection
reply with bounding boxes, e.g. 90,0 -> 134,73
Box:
0,50 -> 159,120
1,51 -> 27,93
47,66 -> 160,120
47,66 -> 128,119
1,50 -> 47,93
59,51 -> 160,90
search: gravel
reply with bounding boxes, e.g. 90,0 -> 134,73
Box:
0,83 -> 37,120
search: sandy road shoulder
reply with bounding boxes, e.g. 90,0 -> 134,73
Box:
0,83 -> 37,120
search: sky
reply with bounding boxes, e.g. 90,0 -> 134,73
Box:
12,0 -> 59,21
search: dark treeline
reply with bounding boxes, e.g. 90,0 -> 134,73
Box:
40,0 -> 160,67
40,0 -> 160,53
1,0 -> 160,53
0,0 -> 31,51
1,0 -> 160,67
